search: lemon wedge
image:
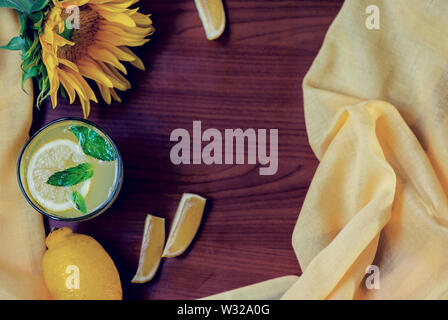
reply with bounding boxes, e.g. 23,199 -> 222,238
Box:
194,0 -> 226,40
162,193 -> 206,258
27,139 -> 90,212
132,214 -> 165,283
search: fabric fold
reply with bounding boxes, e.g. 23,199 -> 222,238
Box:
206,0 -> 448,300
0,9 -> 49,300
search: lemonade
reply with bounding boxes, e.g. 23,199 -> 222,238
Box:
17,118 -> 123,221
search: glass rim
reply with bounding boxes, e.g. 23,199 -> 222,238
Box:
17,117 -> 123,222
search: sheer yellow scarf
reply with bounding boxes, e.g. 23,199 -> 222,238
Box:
206,0 -> 448,300
0,9 -> 49,299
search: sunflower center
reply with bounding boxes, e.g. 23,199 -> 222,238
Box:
58,6 -> 100,63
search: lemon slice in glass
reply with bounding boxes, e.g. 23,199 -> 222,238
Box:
162,193 -> 206,258
194,0 -> 226,40
27,139 -> 91,212
132,214 -> 165,283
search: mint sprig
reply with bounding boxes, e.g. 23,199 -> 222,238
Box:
72,189 -> 87,214
70,125 -> 117,161
46,163 -> 94,187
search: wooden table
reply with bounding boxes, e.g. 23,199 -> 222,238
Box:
32,0 -> 344,300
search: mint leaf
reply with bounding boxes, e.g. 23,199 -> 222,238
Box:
0,36 -> 25,51
70,125 -> 117,161
72,190 -> 87,214
47,163 -> 94,187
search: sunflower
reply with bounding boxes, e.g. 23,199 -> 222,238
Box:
38,0 -> 154,117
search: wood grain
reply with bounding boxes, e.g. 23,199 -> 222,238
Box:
32,0 -> 344,299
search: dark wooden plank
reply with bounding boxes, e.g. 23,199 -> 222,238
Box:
33,0 -> 344,300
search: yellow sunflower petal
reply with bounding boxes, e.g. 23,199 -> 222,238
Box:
99,23 -> 150,39
106,0 -> 138,9
101,44 -> 136,62
58,70 -> 77,104
101,18 -> 154,36
118,24 -> 154,37
110,88 -> 122,103
120,46 -> 145,70
97,31 -> 150,46
94,8 -> 137,27
78,58 -> 114,87
73,72 -> 98,103
50,77 -> 59,109
92,4 -> 129,13
97,61 -> 130,90
89,46 -> 128,74
105,63 -> 131,89
59,0 -> 90,8
72,73 -> 96,118
58,58 -> 79,72
54,33 -> 75,46
87,0 -> 119,4
80,95 -> 92,118
51,0 -> 63,8
62,71 -> 88,100
98,83 -> 112,105
131,12 -> 153,27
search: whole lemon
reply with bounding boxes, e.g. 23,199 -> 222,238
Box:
42,227 -> 122,300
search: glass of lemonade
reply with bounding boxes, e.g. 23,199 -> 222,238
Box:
17,118 -> 123,221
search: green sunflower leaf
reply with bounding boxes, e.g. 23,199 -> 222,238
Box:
22,64 -> 38,88
22,54 -> 40,70
24,35 -> 39,59
58,26 -> 74,41
36,82 -> 50,108
31,0 -> 48,13
0,0 -> 33,13
30,11 -> 43,27
18,12 -> 28,35
0,36 -> 25,51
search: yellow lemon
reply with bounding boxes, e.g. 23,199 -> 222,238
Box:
194,0 -> 226,40
162,193 -> 206,258
132,214 -> 165,283
42,227 -> 122,300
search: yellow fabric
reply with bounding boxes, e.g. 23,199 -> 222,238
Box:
203,276 -> 299,300
0,9 -> 49,299
207,0 -> 448,300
